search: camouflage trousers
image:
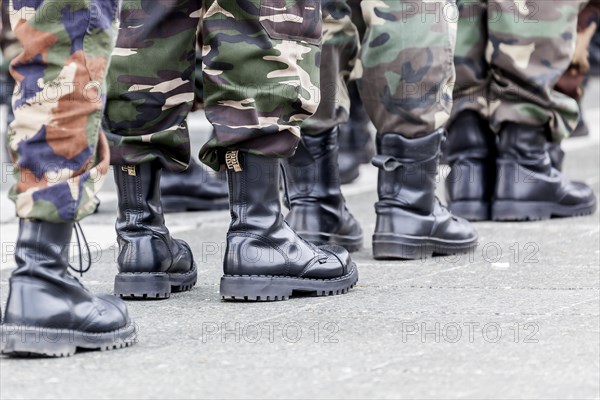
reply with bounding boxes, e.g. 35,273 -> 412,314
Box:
306,0 -> 459,137
6,0 -> 322,222
6,0 -> 120,223
452,0 -> 585,141
105,0 -> 322,172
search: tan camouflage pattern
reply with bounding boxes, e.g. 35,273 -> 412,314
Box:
5,0 -> 119,223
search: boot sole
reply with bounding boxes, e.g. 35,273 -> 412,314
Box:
114,263 -> 197,300
297,231 -> 363,253
220,263 -> 358,301
372,233 -> 478,260
492,200 -> 597,221
0,322 -> 136,358
162,196 -> 229,213
448,201 -> 490,221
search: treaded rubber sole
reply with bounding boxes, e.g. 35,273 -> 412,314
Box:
492,199 -> 597,221
297,231 -> 363,253
114,263 -> 197,300
220,263 -> 359,301
1,322 -> 136,358
448,200 -> 490,221
372,233 -> 478,260
162,196 -> 229,213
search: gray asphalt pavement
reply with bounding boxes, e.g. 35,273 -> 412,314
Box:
0,81 -> 598,400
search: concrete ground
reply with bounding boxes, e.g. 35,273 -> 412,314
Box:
0,80 -> 599,399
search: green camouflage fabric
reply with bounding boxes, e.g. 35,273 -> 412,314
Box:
303,0 -> 458,138
452,0 -> 586,141
301,0 -> 359,135
357,0 -> 458,137
104,0 -> 323,172
5,0 -> 120,223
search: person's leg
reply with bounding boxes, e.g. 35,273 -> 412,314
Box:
201,0 -> 358,300
487,0 -> 581,141
445,0 -> 497,221
1,0 -> 135,357
199,0 -> 322,166
283,0 -> 363,252
159,16 -> 230,213
487,0 -> 597,220
104,1 -> 199,299
360,0 -> 478,260
337,80 -> 376,184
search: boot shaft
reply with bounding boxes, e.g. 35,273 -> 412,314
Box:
114,162 -> 165,230
374,130 -> 444,215
12,219 -> 73,278
226,151 -> 283,233
447,111 -> 496,160
284,128 -> 343,204
497,123 -> 552,175
445,111 -> 497,206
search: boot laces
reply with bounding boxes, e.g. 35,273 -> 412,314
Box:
68,222 -> 92,277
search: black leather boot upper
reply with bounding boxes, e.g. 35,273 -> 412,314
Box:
284,128 -> 363,251
545,142 -> 565,172
338,82 -> 375,184
445,111 -> 497,218
224,152 -> 353,279
373,130 -> 477,243
115,163 -> 194,274
3,220 -> 130,332
495,123 -> 597,208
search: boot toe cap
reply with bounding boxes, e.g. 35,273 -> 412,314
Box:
439,214 -> 479,242
560,181 -> 598,206
95,294 -> 132,329
171,239 -> 195,273
301,245 -> 353,279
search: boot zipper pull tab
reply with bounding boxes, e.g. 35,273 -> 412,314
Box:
121,165 -> 137,176
225,151 -> 242,172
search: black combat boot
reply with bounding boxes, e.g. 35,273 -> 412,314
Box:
492,123 -> 597,220
114,163 -> 197,299
372,130 -> 478,260
338,82 -> 375,184
220,151 -> 358,301
545,142 -> 565,171
1,220 -> 135,357
445,111 -> 497,221
160,158 -> 228,213
283,128 -> 363,252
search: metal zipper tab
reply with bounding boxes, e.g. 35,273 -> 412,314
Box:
121,165 -> 137,176
225,151 -> 242,172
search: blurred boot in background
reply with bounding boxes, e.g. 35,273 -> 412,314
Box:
337,81 -> 375,185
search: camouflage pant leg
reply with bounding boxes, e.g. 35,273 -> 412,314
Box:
301,0 -> 360,136
199,0 -> 322,169
486,0 -> 583,140
103,0 -> 200,172
452,0 -> 489,121
358,0 -> 458,137
7,0 -> 119,223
